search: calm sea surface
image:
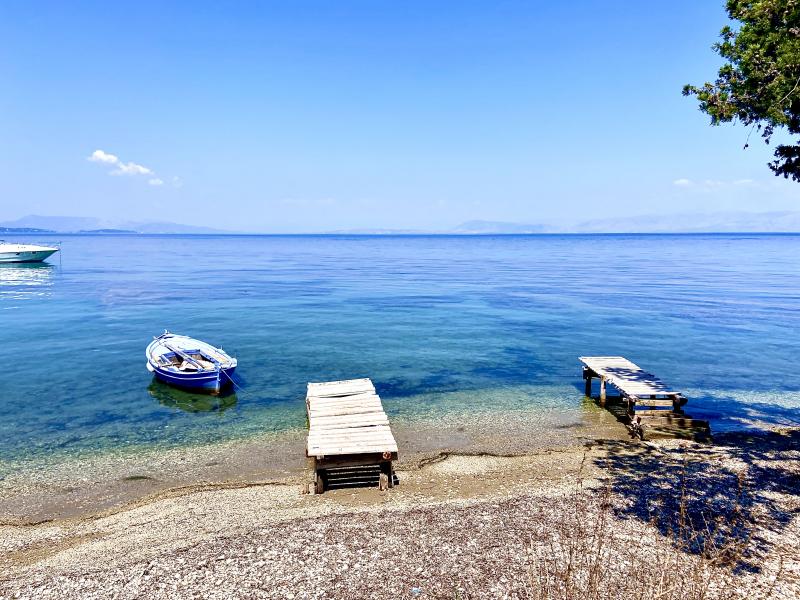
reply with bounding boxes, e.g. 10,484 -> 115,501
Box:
2,234 -> 800,472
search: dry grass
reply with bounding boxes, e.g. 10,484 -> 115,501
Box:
521,456 -> 784,600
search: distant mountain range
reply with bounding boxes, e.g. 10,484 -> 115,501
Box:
331,212 -> 800,235
451,212 -> 800,234
450,220 -> 550,234
0,215 -> 228,234
567,210 -> 800,233
3,211 -> 800,235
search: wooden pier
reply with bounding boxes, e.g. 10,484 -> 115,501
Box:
306,378 -> 398,494
579,356 -> 710,439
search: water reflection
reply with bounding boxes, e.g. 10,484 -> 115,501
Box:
0,263 -> 55,300
148,380 -> 238,413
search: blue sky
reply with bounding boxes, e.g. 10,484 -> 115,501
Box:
1,1 -> 797,232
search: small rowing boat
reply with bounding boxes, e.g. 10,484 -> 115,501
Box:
145,331 -> 237,394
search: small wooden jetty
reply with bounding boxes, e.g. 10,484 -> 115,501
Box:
579,356 -> 710,439
306,378 -> 398,494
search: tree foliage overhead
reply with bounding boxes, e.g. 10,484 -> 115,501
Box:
684,0 -> 800,181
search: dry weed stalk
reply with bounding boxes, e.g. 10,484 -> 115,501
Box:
521,451 -> 778,600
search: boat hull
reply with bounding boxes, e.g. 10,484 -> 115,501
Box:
145,332 -> 238,395
0,249 -> 58,263
151,364 -> 237,394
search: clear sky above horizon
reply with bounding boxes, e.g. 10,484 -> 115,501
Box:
1,1 -> 798,232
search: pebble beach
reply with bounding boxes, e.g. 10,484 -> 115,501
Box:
2,425 -> 799,599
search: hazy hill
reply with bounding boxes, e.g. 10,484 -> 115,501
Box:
453,212 -> 800,234
572,211 -> 800,233
4,211 -> 800,235
452,220 -> 551,234
0,215 -> 229,234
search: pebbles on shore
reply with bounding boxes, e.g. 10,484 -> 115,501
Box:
2,430 -> 799,599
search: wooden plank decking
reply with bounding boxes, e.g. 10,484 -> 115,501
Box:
579,356 -> 709,440
579,356 -> 682,400
306,378 -> 398,493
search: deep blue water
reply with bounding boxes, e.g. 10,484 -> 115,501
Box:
2,233 -> 800,469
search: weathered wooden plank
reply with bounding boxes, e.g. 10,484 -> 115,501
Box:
307,379 -> 375,397
311,423 -> 390,433
315,453 -> 397,468
309,437 -> 396,449
308,405 -> 386,421
310,414 -> 389,428
632,409 -> 680,417
309,439 -> 397,450
307,392 -> 379,406
308,431 -> 396,444
632,399 -> 675,408
308,399 -> 384,413
308,444 -> 398,457
639,416 -> 710,429
309,399 -> 384,412
309,408 -> 385,421
314,415 -> 389,431
310,437 -> 396,447
308,403 -> 382,415
308,422 -> 394,434
309,440 -> 397,452
308,402 -> 381,414
308,435 -> 394,445
307,377 -> 374,390
621,388 -> 679,395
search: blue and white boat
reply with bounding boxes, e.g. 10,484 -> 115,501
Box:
145,332 -> 237,394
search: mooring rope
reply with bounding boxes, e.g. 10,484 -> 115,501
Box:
218,363 -> 246,394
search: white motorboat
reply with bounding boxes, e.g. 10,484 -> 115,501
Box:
0,242 -> 59,263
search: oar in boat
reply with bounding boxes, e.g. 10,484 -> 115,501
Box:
160,341 -> 214,371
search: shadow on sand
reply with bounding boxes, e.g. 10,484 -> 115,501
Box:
592,426 -> 800,571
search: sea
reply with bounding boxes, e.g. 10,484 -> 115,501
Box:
2,233 -> 800,475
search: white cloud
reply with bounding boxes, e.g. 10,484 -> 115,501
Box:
111,162 -> 153,176
87,149 -> 175,186
674,177 -> 760,190
88,149 -> 120,164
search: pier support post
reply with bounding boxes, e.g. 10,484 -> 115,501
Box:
379,461 -> 393,490
599,377 -> 607,406
314,463 -> 325,494
379,471 -> 389,491
583,368 -> 592,397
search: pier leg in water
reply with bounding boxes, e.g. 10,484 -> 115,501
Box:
599,377 -> 607,406
584,372 -> 592,397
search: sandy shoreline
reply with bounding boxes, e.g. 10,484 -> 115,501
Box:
0,401 -> 627,524
1,423 -> 799,598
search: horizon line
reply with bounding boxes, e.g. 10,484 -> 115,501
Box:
4,231 -> 800,237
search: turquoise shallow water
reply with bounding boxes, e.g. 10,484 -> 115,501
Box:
2,233 -> 800,472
